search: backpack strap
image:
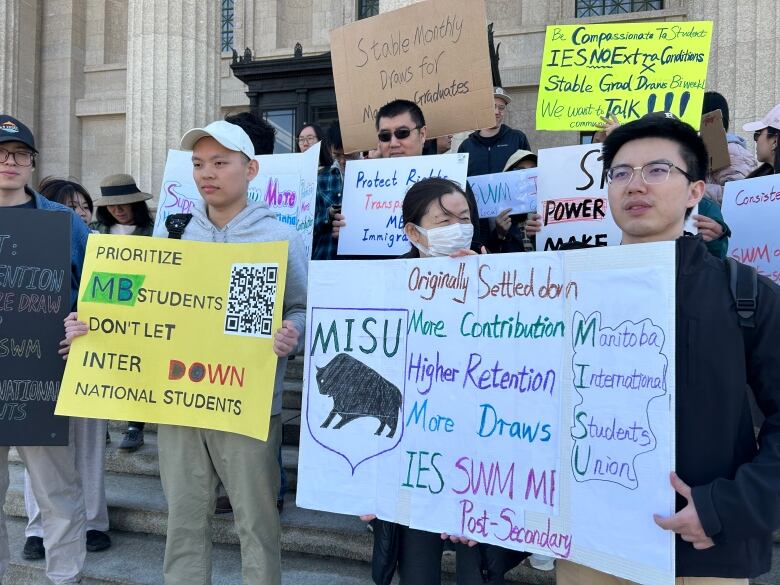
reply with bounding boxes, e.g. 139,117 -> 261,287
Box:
165,213 -> 192,240
726,257 -> 758,328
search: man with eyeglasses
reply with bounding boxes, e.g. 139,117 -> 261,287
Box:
0,114 -> 90,584
555,115 -> 780,585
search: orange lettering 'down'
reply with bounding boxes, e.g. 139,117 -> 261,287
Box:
168,359 -> 245,388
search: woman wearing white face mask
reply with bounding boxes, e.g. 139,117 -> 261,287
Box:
401,177 -> 481,258
368,178 -> 525,585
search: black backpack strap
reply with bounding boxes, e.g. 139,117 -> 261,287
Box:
726,257 -> 758,328
165,213 -> 192,240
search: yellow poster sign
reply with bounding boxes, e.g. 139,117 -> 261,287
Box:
536,21 -> 713,131
56,235 -> 288,441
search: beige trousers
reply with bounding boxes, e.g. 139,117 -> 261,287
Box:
0,420 -> 86,585
25,417 -> 109,536
158,415 -> 281,585
556,560 -> 749,585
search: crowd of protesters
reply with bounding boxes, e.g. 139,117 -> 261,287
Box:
0,77 -> 778,585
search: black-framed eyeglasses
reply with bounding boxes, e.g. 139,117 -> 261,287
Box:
377,126 -> 421,143
0,147 -> 35,167
606,162 -> 694,185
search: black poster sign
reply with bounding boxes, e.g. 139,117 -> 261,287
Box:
0,208 -> 70,445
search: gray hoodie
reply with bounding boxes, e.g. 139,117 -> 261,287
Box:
153,201 -> 308,416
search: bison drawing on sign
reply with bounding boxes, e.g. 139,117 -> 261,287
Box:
316,353 -> 402,438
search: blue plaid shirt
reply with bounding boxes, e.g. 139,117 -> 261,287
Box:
311,165 -> 344,260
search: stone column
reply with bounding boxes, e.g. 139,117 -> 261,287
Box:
36,0 -> 85,180
0,0 -> 19,115
125,0 -> 220,201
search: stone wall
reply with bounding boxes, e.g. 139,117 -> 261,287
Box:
4,0 -> 777,200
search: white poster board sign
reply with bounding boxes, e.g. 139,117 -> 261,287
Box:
298,243 -> 677,585
537,144 -> 621,250
723,175 -> 780,283
155,144 -> 320,257
337,153 -> 468,256
683,203 -> 699,235
467,168 -> 538,218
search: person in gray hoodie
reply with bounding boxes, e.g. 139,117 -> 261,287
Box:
155,120 -> 307,585
61,120 -> 307,584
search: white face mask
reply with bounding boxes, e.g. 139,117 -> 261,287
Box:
412,222 -> 474,257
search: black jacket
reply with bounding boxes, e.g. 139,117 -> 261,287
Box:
457,125 -> 531,177
676,236 -> 780,577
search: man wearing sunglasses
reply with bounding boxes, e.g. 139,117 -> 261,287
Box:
0,114 -> 90,584
375,99 -> 428,159
555,115 -> 780,585
332,100 -> 481,245
376,100 -> 480,242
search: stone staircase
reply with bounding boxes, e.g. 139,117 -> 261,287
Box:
4,359 -> 777,584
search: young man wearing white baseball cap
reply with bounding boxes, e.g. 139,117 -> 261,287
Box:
158,120 -> 308,584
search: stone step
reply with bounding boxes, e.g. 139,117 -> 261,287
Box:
286,356 -> 304,380
282,407 -> 301,446
9,433 -> 300,491
108,420 -> 158,435
2,463 -> 548,584
3,516 -> 388,585
283,379 -> 303,410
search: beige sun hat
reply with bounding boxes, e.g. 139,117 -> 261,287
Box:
503,150 -> 537,172
94,174 -> 152,206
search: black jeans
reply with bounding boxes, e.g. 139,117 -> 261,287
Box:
397,526 -> 510,585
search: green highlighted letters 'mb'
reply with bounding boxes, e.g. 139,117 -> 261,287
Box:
82,272 -> 145,306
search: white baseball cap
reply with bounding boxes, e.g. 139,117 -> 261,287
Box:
494,87 -> 512,105
743,103 -> 780,132
180,120 -> 255,158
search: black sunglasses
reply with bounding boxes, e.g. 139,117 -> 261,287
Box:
377,126 -> 420,143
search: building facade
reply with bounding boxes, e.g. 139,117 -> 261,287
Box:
1,0 -> 778,201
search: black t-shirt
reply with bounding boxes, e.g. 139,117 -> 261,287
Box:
8,199 -> 35,209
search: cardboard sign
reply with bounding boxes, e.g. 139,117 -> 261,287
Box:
155,144 -> 320,257
723,175 -> 780,283
337,153 -> 469,256
537,144 -> 621,249
0,209 -> 70,445
298,243 -> 677,585
56,235 -> 288,441
537,22 -> 713,131
330,0 -> 495,153
700,109 -> 730,171
468,168 -> 538,218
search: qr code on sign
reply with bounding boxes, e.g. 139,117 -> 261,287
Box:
224,263 -> 279,338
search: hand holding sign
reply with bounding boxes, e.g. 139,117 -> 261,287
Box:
59,312 -> 88,359
653,472 -> 714,550
273,320 -> 300,357
692,214 -> 723,242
